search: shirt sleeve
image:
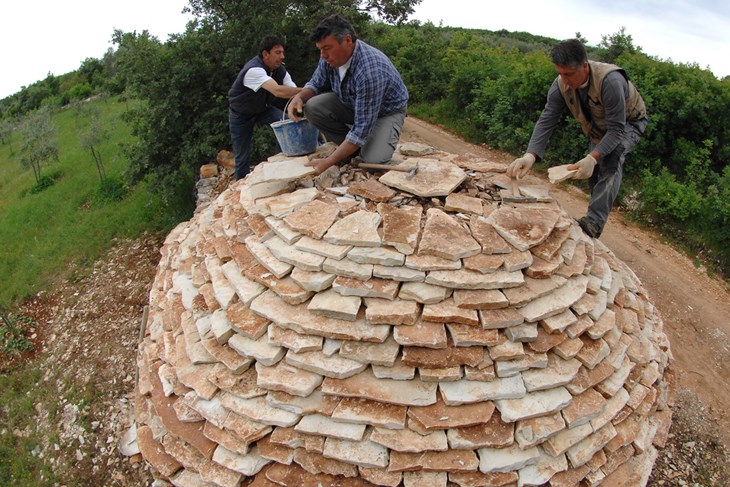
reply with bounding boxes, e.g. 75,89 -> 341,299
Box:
243,67 -> 271,92
283,72 -> 296,88
304,60 -> 331,95
592,71 -> 629,159
526,78 -> 565,160
346,70 -> 387,147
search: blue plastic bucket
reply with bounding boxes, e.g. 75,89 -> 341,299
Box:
270,118 -> 320,156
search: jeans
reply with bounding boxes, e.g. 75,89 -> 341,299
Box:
229,107 -> 282,180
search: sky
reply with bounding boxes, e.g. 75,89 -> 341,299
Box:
1,0 -> 728,99
411,0 -> 730,79
0,0 -> 193,99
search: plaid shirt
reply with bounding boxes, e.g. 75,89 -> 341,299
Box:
304,40 -> 408,147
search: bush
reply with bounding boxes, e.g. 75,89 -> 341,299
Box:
95,176 -> 127,203
638,167 -> 702,223
28,174 -> 57,195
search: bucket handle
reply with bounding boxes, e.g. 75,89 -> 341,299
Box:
281,97 -> 304,122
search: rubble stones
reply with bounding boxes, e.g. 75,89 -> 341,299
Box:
136,148 -> 673,486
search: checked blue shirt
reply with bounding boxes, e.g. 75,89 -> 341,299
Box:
304,40 -> 408,147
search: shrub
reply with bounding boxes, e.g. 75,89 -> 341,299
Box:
637,167 -> 702,223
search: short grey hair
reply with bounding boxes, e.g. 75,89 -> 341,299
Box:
550,39 -> 588,68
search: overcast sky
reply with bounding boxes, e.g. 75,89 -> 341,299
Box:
1,0 -> 728,99
411,0 -> 730,78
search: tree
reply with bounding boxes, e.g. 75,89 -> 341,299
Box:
0,118 -> 16,153
17,106 -> 59,185
118,0 -> 422,200
77,104 -> 109,184
597,27 -> 641,63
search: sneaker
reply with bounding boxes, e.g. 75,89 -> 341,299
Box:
577,217 -> 601,238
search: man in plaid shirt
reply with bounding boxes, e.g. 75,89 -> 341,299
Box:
288,14 -> 409,175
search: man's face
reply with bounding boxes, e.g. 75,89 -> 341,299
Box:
316,35 -> 355,68
262,45 -> 286,71
555,62 -> 589,89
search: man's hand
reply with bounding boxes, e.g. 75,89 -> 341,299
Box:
305,157 -> 336,176
506,153 -> 536,179
288,96 -> 305,121
568,155 -> 597,180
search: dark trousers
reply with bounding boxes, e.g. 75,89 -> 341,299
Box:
586,120 -> 646,235
229,107 -> 282,180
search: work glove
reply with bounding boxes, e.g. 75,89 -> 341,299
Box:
569,155 -> 597,180
506,153 -> 536,179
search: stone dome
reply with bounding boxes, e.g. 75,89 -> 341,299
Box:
134,144 -> 673,487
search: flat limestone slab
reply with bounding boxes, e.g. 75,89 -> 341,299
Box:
488,206 -> 561,252
250,290 -> 390,343
419,208 -> 482,260
370,427 -> 447,453
247,157 -> 315,185
324,210 -> 382,247
378,203 -> 423,255
254,361 -> 323,397
494,387 -> 573,422
323,437 -> 390,468
379,158 -> 466,197
548,164 -> 577,184
331,397 -> 408,429
321,368 -> 438,406
439,376 -> 527,405
283,199 -> 340,239
285,349 -> 368,379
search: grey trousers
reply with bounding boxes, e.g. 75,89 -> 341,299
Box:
303,92 -> 406,163
586,120 -> 646,234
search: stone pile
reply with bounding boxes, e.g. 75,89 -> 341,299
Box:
134,144 -> 673,487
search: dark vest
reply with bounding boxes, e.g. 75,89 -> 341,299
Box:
558,61 -> 647,144
228,55 -> 287,115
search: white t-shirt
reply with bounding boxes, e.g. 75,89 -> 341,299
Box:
243,67 -> 296,91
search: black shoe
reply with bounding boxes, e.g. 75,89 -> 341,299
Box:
577,217 -> 601,238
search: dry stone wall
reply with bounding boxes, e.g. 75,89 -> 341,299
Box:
134,144 -> 673,487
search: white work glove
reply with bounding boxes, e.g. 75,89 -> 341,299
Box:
506,153 -> 536,179
569,155 -> 597,180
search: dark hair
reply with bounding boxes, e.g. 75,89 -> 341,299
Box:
259,35 -> 286,57
309,14 -> 358,43
550,39 -> 588,68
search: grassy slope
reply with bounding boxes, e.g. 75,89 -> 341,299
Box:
0,96 -> 186,306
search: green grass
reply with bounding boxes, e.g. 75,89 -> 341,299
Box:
0,96 -> 190,305
0,366 -> 55,486
0,95 -> 196,484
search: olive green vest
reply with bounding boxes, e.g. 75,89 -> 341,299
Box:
557,61 -> 647,144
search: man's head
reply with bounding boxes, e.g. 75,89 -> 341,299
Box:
310,15 -> 358,68
259,35 -> 287,71
550,39 -> 590,89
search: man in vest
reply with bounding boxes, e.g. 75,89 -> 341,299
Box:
286,14 -> 408,175
507,39 -> 648,238
228,36 -> 302,180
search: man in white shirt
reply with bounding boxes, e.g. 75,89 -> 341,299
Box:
228,36 -> 302,179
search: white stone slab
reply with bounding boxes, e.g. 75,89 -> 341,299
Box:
285,349 -> 368,379
265,236 -> 325,272
295,414 -> 367,441
324,210 -> 382,247
439,376 -> 527,405
495,387 -> 572,422
221,260 -> 266,306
